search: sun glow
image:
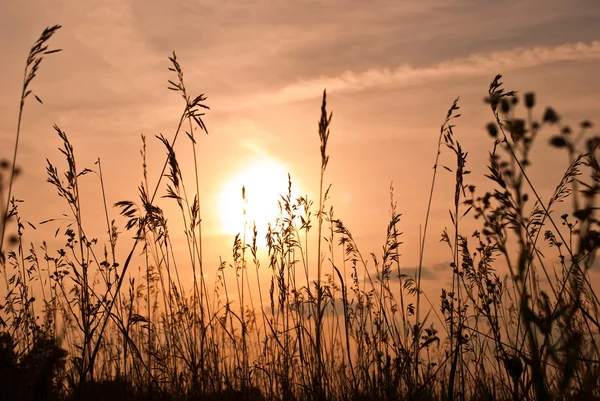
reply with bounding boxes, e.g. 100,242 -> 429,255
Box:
218,159 -> 296,237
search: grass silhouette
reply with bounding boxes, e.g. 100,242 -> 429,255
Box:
1,25 -> 599,401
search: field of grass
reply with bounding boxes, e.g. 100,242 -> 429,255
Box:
1,25 -> 600,401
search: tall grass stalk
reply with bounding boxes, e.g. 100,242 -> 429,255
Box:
0,25 -> 61,260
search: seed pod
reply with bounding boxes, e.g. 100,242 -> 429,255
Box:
501,98 -> 511,114
525,92 -> 535,109
486,122 -> 498,138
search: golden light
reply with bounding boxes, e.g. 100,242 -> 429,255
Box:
218,159 -> 296,237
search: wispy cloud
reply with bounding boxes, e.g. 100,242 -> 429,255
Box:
224,41 -> 600,110
374,261 -> 452,283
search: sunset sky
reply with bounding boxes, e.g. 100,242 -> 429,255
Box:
2,0 -> 600,296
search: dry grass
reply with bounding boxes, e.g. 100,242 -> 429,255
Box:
1,25 -> 600,401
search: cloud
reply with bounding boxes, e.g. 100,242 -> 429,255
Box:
387,261 -> 452,282
224,41 -> 600,110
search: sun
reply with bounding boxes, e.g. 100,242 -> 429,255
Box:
218,159 -> 295,237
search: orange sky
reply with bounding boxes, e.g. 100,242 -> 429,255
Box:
2,0 -> 600,303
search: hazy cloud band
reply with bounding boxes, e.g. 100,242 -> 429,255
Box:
227,40 -> 600,109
